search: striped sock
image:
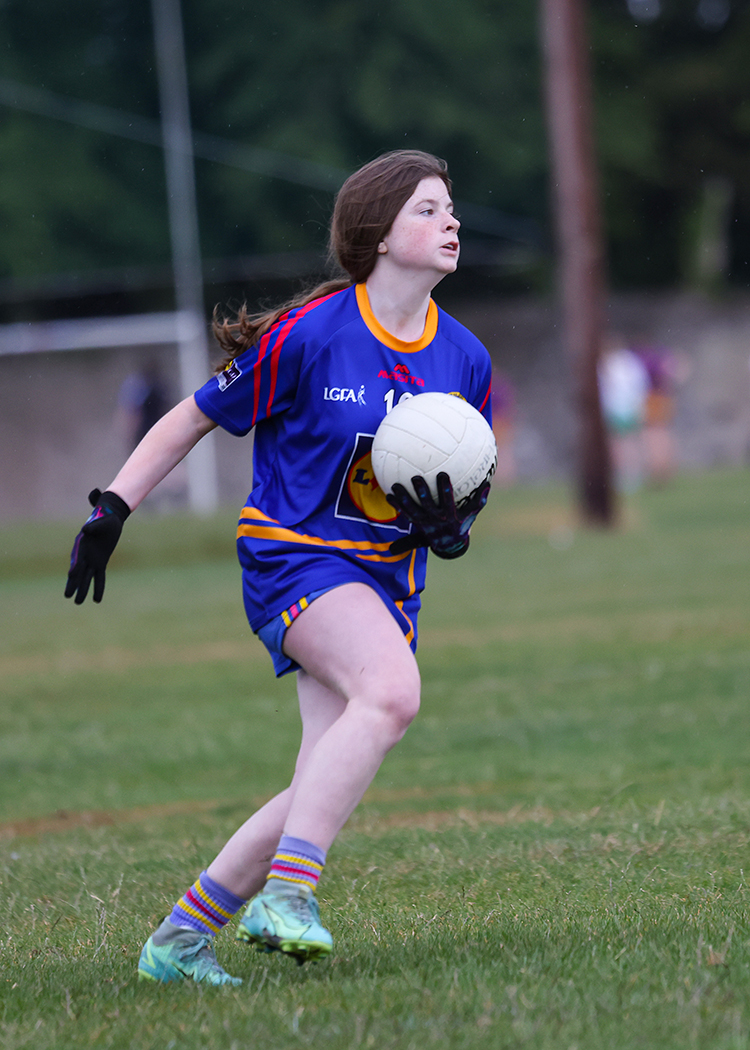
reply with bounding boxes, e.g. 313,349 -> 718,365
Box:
266,835 -> 326,893
168,870 -> 246,937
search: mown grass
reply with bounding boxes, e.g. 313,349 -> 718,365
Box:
1,469 -> 749,1048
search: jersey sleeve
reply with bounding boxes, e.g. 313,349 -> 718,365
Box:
436,307 -> 493,429
194,312 -> 307,436
466,337 -> 493,429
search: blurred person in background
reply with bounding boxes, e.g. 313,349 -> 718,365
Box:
118,363 -> 169,451
491,368 -> 516,486
598,333 -> 649,493
117,363 -> 184,509
634,341 -> 684,487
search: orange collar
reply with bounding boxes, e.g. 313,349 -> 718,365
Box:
356,283 -> 437,353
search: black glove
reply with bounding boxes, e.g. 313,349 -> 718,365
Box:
386,472 -> 490,560
64,488 -> 131,605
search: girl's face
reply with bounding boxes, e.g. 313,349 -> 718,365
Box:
377,176 -> 460,278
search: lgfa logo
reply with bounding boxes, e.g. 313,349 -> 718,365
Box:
324,384 -> 366,406
377,363 -> 424,387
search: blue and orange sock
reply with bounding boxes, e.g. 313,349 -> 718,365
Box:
266,835 -> 326,894
167,870 -> 246,937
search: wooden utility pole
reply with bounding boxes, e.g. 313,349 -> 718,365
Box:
540,0 -> 615,526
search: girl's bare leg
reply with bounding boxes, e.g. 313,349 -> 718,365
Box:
281,583 -> 421,851
207,680 -> 346,899
207,583 -> 420,895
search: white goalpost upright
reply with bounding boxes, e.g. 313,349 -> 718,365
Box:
150,0 -> 218,514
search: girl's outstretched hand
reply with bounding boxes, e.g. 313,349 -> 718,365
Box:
64,489 -> 131,604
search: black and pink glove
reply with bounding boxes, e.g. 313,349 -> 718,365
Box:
64,488 -> 131,604
386,471 -> 490,560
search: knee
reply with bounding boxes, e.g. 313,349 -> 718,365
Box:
363,667 -> 421,744
386,684 -> 421,739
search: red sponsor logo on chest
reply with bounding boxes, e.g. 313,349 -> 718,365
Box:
377,363 -> 425,386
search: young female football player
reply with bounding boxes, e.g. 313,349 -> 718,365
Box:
65,150 -> 493,985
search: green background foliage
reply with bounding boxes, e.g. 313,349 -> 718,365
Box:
2,0 -> 750,293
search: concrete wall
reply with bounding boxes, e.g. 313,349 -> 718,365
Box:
2,290 -> 749,521
456,289 -> 750,478
0,342 -> 254,521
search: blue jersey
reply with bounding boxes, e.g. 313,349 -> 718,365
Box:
194,283 -> 492,648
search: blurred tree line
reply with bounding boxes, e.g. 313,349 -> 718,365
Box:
0,0 -> 749,305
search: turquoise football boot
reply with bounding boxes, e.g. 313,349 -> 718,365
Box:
138,920 -> 242,986
236,886 -> 332,964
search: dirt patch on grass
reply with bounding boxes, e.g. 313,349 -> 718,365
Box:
0,639 -> 265,680
350,804 -> 559,834
0,798 -> 228,840
0,785 -> 577,842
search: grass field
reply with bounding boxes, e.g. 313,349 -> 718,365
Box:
1,469 -> 750,1049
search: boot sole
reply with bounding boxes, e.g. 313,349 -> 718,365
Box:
236,926 -> 332,965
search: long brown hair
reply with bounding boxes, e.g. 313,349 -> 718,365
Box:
212,149 -> 452,367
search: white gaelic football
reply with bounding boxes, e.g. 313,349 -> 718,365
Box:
371,391 -> 497,505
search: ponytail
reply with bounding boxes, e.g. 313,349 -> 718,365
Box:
212,277 -> 351,372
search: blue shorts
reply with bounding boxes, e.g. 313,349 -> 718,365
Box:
254,574 -> 421,677
255,587 -> 338,677
243,541 -> 422,678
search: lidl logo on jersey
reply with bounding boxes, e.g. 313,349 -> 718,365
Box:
334,433 -> 408,531
377,363 -> 425,387
323,384 -> 366,406
217,360 -> 242,391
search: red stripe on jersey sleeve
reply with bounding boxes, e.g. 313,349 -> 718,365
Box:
251,329 -> 273,428
478,380 -> 491,414
246,290 -> 345,427
265,292 -> 341,418
265,312 -> 299,420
